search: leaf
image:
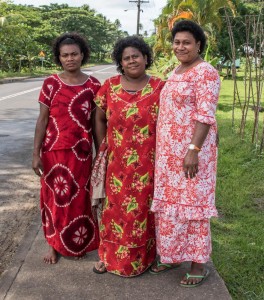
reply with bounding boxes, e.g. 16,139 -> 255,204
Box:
103,197 -> 109,209
112,84 -> 122,93
117,246 -> 125,253
127,200 -> 138,213
113,222 -> 123,233
127,153 -> 139,166
140,172 -> 149,184
126,107 -> 138,118
141,84 -> 152,96
114,129 -> 123,141
140,125 -> 149,135
131,261 -> 140,270
140,219 -> 147,230
113,176 -> 122,187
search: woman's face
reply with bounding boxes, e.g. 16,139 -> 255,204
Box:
120,47 -> 147,78
59,44 -> 84,71
172,31 -> 200,64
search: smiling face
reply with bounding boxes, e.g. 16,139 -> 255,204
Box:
59,44 -> 84,72
120,47 -> 147,78
172,31 -> 201,64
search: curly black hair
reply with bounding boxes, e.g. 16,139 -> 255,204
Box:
112,36 -> 153,74
52,32 -> 90,66
171,20 -> 207,54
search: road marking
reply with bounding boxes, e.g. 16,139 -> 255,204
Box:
0,87 -> 41,102
84,66 -> 116,75
94,66 -> 116,73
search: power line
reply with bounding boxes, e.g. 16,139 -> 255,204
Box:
129,0 -> 149,35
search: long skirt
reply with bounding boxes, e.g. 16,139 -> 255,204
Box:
40,149 -> 99,257
155,212 -> 211,264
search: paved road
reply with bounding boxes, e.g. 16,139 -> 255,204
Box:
0,65 -> 117,275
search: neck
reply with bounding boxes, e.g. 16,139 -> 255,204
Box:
181,55 -> 201,68
62,69 -> 83,78
123,73 -> 148,83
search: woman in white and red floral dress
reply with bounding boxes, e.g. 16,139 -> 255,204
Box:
32,33 -> 100,264
151,20 -> 220,287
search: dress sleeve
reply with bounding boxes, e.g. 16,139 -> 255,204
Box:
193,64 -> 220,125
38,77 -> 53,108
94,79 -> 109,113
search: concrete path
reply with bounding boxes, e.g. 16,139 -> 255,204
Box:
0,214 -> 231,300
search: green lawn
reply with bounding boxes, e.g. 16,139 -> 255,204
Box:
212,79 -> 264,300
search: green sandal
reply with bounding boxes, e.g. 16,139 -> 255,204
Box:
180,269 -> 210,287
149,260 -> 180,275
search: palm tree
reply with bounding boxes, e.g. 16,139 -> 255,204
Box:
154,0 -> 238,56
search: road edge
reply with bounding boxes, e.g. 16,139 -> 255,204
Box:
0,213 -> 41,300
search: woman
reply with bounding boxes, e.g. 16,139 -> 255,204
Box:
92,36 -> 164,276
151,20 -> 220,287
32,32 -> 100,264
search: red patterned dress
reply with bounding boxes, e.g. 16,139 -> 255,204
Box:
94,75 -> 164,276
152,62 -> 220,264
39,74 -> 100,257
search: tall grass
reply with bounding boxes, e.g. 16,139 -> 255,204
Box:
212,79 -> 264,300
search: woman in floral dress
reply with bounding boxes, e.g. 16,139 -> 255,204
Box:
151,21 -> 220,287
32,33 -> 100,264
92,36 -> 164,276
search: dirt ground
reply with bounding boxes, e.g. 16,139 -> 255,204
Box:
0,139 -> 39,275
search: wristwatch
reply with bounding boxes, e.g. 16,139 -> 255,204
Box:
188,144 -> 201,151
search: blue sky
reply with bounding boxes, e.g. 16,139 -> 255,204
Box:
11,0 -> 167,35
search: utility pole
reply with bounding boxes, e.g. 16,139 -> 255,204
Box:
129,0 -> 149,35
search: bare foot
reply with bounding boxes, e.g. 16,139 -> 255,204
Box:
93,261 -> 107,274
180,262 -> 209,286
43,246 -> 58,264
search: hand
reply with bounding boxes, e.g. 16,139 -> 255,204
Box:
183,150 -> 199,179
32,154 -> 44,177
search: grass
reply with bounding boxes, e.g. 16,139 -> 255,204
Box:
212,79 -> 264,300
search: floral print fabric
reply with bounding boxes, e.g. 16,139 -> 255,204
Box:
39,75 -> 100,256
94,75 -> 164,276
152,62 -> 220,263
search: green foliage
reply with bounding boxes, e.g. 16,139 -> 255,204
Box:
212,79 -> 264,299
0,2 -> 127,72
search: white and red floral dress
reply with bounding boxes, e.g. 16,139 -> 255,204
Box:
152,62 -> 220,264
39,74 -> 100,257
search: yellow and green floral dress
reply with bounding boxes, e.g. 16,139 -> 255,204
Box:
94,75 -> 164,276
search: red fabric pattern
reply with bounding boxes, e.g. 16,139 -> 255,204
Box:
39,75 -> 100,256
152,62 -> 220,263
94,75 -> 164,276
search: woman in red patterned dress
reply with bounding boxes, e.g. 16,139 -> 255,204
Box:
151,21 -> 220,287
92,36 -> 164,276
32,33 -> 100,264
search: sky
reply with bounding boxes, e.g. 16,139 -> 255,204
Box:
11,0 -> 168,35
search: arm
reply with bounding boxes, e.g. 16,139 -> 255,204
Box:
183,121 -> 210,179
93,106 -> 107,153
32,103 -> 49,176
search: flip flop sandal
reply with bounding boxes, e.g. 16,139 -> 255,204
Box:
180,269 -> 210,288
149,260 -> 180,275
93,261 -> 107,274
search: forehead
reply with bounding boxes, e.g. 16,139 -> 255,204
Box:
59,44 -> 81,54
173,31 -> 195,41
122,47 -> 142,57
